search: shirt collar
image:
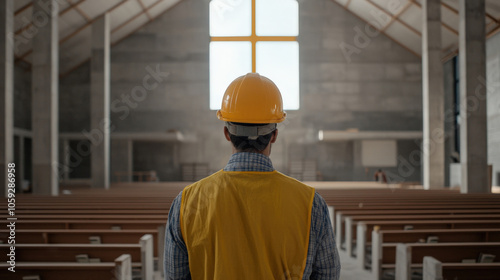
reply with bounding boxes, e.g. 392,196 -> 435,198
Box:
223,152 -> 275,172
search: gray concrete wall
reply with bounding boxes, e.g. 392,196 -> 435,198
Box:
299,0 -> 422,132
296,0 -> 423,182
14,63 -> 31,130
110,139 -> 130,182
486,32 -> 500,186
58,0 -> 424,182
133,141 -> 180,181
59,62 -> 90,132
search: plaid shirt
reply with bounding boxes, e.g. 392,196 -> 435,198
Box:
164,152 -> 341,279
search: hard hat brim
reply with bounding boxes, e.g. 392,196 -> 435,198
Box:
217,110 -> 286,124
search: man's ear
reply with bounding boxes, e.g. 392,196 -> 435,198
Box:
270,129 -> 278,144
224,126 -> 231,142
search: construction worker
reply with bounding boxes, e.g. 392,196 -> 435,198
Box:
164,73 -> 340,279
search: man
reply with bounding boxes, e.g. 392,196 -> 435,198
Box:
374,169 -> 387,184
164,73 -> 340,279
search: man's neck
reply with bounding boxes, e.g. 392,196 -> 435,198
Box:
232,147 -> 271,157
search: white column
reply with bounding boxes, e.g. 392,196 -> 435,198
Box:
0,0 -> 14,197
90,13 -> 110,189
32,0 -> 59,195
459,0 -> 489,193
422,0 -> 445,189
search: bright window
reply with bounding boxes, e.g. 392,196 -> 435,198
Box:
209,0 -> 299,110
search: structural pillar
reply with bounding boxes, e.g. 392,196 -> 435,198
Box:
17,135 -> 25,192
32,0 -> 59,195
127,140 -> 133,182
459,0 -> 489,193
0,0 -> 14,197
90,13 -> 110,189
422,0 -> 445,189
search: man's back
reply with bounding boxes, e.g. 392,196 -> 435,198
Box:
180,170 -> 315,279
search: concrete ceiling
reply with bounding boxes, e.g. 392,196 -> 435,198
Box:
332,0 -> 500,60
13,0 -> 181,76
13,0 -> 499,75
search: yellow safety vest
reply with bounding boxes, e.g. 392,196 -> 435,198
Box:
180,170 -> 315,280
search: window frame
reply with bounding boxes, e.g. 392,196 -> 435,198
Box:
209,0 -> 300,110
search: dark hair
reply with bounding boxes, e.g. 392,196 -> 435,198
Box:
228,123 -> 275,152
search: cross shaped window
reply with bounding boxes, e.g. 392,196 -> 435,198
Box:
209,0 -> 300,110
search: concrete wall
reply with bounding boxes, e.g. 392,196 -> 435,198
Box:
299,0 -> 422,132
14,63 -> 31,130
59,62 -> 90,132
110,139 -> 130,182
133,141 -> 180,181
487,32 -> 500,186
57,0 -> 424,182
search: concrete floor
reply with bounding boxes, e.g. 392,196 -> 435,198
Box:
339,250 -> 374,280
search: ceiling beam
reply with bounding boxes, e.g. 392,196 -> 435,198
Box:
67,0 -> 91,22
16,0 -> 128,62
14,2 -> 32,16
441,1 -> 498,25
441,22 -> 458,35
112,0 -> 165,33
112,0 -> 184,46
365,0 -> 421,36
487,19 -> 500,39
439,1 -> 458,15
330,0 -> 419,57
137,0 -> 153,21
60,0 -> 128,44
442,8 -> 500,62
410,0 -> 458,35
61,0 -> 184,77
441,47 -> 458,63
381,1 -> 413,32
15,0 -> 87,36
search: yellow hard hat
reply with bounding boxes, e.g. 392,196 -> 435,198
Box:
217,73 -> 287,124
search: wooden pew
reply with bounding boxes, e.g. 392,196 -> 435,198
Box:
0,219 -> 166,230
344,214 -> 500,256
14,209 -> 169,215
359,228 -> 500,271
0,182 -> 180,278
0,228 -> 161,258
0,254 -> 132,280
0,214 -> 168,220
368,223 -> 500,279
330,201 -> 500,242
335,208 -> 500,250
0,234 -> 154,280
395,242 -> 500,280
325,189 -> 500,216
423,256 -> 500,280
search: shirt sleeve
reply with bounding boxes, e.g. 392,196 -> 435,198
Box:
310,192 -> 341,280
164,191 -> 191,280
